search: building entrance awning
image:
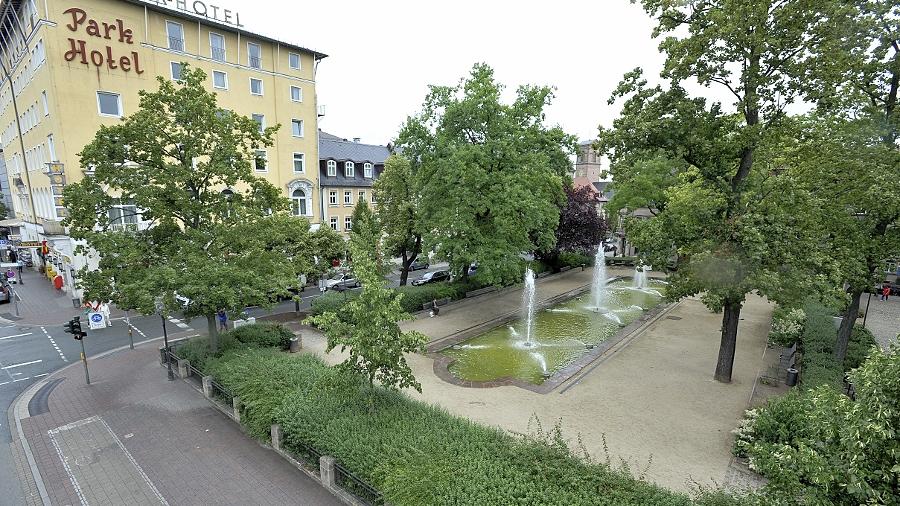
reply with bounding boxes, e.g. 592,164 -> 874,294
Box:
0,219 -> 23,227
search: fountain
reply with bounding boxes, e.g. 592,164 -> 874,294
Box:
591,245 -> 607,311
521,268 -> 537,347
633,265 -> 650,289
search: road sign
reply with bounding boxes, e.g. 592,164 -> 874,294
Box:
88,311 -> 106,330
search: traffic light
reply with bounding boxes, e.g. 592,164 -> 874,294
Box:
63,317 -> 85,340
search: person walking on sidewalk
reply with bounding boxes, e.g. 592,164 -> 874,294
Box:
217,309 -> 228,332
881,283 -> 891,301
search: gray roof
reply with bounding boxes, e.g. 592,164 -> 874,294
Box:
319,132 -> 390,164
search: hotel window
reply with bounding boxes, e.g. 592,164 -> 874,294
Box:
212,70 -> 228,89
96,91 -> 122,117
329,190 -> 337,205
344,216 -> 352,231
329,216 -> 337,230
166,21 -> 184,51
291,119 -> 303,137
290,86 -> 302,102
170,61 -> 183,81
109,198 -> 138,225
326,160 -> 336,176
371,191 -> 377,204
41,90 -> 48,115
252,114 -> 265,133
344,191 -> 352,205
358,190 -> 365,202
363,162 -> 373,178
344,161 -> 354,177
254,150 -> 267,172
247,42 -> 261,69
291,188 -> 309,216
250,78 -> 263,96
289,52 -> 301,70
292,152 -> 305,173
47,134 -> 56,161
209,32 -> 226,61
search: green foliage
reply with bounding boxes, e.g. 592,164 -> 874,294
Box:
734,346 -> 900,505
230,322 -> 293,350
62,65 -> 321,351
305,231 -> 427,392
797,302 -> 876,390
395,63 -> 575,286
309,290 -> 359,316
374,154 -> 423,286
558,251 -> 594,268
768,306 -> 806,347
204,349 -> 745,505
395,283 -> 461,313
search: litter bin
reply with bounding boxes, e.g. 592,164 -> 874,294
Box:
786,367 -> 799,387
289,335 -> 301,353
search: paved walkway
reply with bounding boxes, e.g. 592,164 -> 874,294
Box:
304,266 -> 777,493
9,343 -> 340,506
0,269 -> 115,326
861,294 -> 900,350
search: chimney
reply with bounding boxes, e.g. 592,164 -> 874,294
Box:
353,137 -> 361,143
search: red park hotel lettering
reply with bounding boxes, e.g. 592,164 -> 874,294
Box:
63,8 -> 144,74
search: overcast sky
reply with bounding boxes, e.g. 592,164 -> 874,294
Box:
221,1 -> 670,146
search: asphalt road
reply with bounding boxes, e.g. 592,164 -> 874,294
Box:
0,313 -> 201,504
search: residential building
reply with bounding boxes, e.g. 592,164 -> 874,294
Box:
318,131 -> 389,235
0,0 -> 325,300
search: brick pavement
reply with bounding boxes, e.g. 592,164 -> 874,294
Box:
0,268 -> 97,326
861,295 -> 900,350
11,344 -> 341,506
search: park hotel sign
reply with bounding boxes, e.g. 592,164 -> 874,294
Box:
143,0 -> 244,27
63,8 -> 144,73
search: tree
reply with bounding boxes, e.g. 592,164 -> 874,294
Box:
395,63 -> 576,286
601,1 -> 838,382
374,154 -> 422,286
350,200 -> 386,275
305,224 -> 427,393
310,225 -> 345,276
64,65 -> 318,351
539,184 -> 606,266
0,199 -> 8,220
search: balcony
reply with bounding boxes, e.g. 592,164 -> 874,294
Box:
248,55 -> 261,69
211,47 -> 226,62
168,37 -> 185,52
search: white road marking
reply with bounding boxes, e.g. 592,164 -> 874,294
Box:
128,322 -> 147,338
1,359 -> 42,370
41,327 -> 68,362
0,332 -> 33,340
12,376 -> 30,382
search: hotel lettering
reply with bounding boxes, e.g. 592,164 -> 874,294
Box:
62,8 -> 144,73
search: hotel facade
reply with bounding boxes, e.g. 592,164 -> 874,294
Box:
0,0 -> 326,300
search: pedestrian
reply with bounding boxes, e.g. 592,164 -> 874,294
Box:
882,283 -> 891,301
217,309 -> 228,332
8,249 -> 16,264
430,299 -> 440,317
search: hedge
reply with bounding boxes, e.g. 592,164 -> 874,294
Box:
202,347 -> 746,506
799,302 -> 876,389
173,323 -> 292,371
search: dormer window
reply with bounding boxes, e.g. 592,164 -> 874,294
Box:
327,160 -> 336,176
363,162 -> 373,178
344,161 -> 354,177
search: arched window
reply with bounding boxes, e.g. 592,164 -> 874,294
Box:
292,188 -> 308,216
326,160 -> 336,176
344,161 -> 355,177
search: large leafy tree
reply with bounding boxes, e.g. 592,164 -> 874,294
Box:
64,65 -> 319,351
600,0 -> 837,382
374,154 -> 422,286
306,224 -> 427,393
539,184 -> 607,265
395,63 -> 576,286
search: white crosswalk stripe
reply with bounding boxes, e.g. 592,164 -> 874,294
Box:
41,326 -> 68,362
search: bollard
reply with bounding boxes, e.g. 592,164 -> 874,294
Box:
202,376 -> 213,398
232,396 -> 241,422
270,424 -> 282,451
177,359 -> 189,379
13,291 -> 19,317
319,456 -> 336,488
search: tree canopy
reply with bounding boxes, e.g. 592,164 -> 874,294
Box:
374,154 -> 422,286
64,65 -> 323,349
395,63 -> 576,286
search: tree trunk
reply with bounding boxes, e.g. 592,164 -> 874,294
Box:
399,253 -> 415,287
714,300 -> 743,383
835,289 -> 862,365
207,314 -> 218,353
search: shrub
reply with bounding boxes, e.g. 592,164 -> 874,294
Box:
230,322 -> 293,350
173,332 -> 244,372
203,349 -> 746,506
395,283 -> 460,313
734,346 -> 900,505
558,251 -> 594,268
798,302 -> 877,389
767,306 -> 805,347
310,290 -> 359,316
845,325 -> 876,370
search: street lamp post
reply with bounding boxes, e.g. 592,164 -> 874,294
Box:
155,298 -> 174,381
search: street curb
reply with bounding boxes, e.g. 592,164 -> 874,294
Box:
7,334 -> 168,506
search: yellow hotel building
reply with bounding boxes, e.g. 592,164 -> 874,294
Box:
0,0 -> 326,300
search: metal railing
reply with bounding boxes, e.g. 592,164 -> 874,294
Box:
334,461 -> 384,505
210,47 -> 226,61
282,439 -> 322,471
168,37 -> 184,51
208,379 -> 233,404
248,55 -> 261,69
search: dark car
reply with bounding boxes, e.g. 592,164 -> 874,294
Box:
410,259 -> 430,271
0,283 -> 10,304
412,270 -> 449,286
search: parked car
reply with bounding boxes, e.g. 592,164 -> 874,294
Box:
467,263 -> 478,277
412,270 -> 450,286
0,283 -> 11,304
324,272 -> 360,292
410,258 -> 430,271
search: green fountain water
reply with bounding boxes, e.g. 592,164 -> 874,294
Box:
443,277 -> 665,385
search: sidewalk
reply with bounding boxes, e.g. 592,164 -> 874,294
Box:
861,294 -> 900,350
0,269 -> 93,326
9,342 -> 341,506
